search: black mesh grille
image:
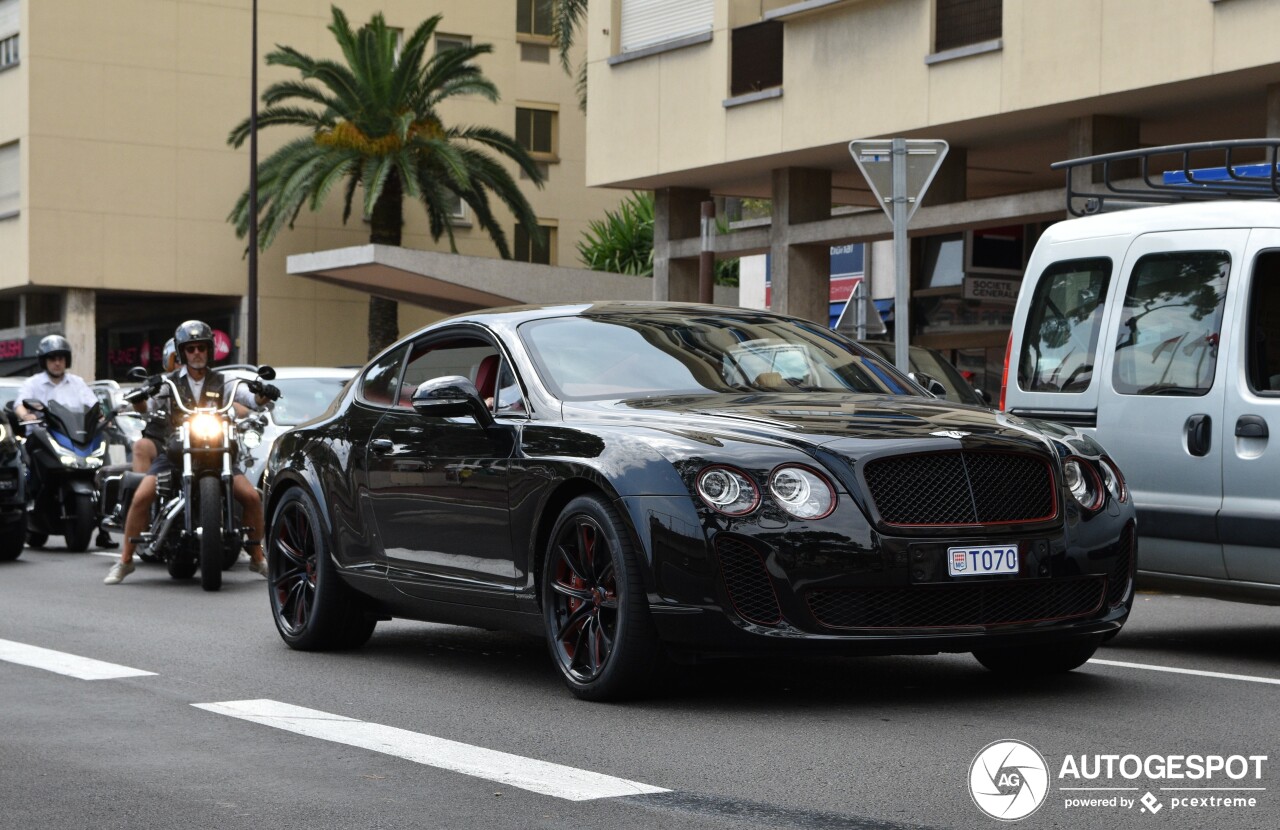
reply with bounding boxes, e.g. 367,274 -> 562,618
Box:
715,536 -> 782,626
935,0 -> 1002,52
807,577 -> 1105,630
863,451 -> 1055,526
1106,523 -> 1136,607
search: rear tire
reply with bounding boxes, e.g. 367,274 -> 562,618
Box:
198,476 -> 223,592
63,492 -> 95,552
0,519 -> 23,561
973,636 -> 1102,676
268,487 -> 375,650
541,494 -> 664,701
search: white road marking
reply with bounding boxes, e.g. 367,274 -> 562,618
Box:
0,638 -> 156,680
1090,658 -> 1280,686
194,699 -> 669,802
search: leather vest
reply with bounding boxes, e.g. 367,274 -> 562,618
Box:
163,369 -> 227,431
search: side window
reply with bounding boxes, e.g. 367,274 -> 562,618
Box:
1018,258 -> 1112,393
400,338 -> 499,410
358,345 -> 407,407
1112,251 -> 1230,396
493,360 -> 527,416
1246,250 -> 1280,395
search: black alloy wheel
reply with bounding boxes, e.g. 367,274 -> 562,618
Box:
268,487 -> 374,650
541,494 -> 663,701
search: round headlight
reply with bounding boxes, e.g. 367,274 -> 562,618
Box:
768,465 -> 836,520
1100,457 -> 1127,504
696,466 -> 760,516
189,413 -> 223,442
1063,458 -> 1102,511
241,429 -> 262,449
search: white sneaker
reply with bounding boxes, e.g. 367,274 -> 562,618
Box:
104,560 -> 136,585
249,557 -> 269,577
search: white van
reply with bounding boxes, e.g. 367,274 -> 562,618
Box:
1003,142 -> 1280,604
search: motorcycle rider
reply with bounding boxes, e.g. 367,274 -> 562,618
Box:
15,335 -> 98,423
105,321 -> 271,584
127,337 -> 178,475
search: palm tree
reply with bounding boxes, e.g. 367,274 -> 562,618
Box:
552,0 -> 588,111
228,6 -> 545,357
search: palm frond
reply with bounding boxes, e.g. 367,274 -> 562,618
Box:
551,0 -> 588,73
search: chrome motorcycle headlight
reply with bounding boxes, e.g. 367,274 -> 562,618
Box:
240,429 -> 262,449
190,413 -> 223,442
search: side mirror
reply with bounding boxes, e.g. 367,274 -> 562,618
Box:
909,372 -> 947,399
127,366 -> 148,381
411,376 -> 494,427
257,365 -> 276,381
975,387 -> 993,406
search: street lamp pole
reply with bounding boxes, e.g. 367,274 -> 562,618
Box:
246,0 -> 259,364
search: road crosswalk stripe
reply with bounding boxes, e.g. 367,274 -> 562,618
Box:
193,698 -> 669,801
0,637 -> 157,680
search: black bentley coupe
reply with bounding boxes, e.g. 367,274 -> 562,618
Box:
262,303 -> 1136,700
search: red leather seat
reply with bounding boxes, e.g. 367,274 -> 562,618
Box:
474,354 -> 499,401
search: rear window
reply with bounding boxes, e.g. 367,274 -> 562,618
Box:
1018,258 -> 1112,393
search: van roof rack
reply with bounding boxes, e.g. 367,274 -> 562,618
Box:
1052,138 -> 1280,216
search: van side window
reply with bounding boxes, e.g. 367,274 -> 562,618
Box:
1018,258 -> 1111,393
1247,250 -> 1280,395
1112,251 -> 1230,397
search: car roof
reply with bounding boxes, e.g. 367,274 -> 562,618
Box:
220,366 -> 358,380
1038,200 -> 1280,245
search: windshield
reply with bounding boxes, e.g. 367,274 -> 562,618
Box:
519,313 -> 919,401
271,377 -> 352,425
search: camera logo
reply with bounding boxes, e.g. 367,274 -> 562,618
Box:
969,739 -> 1050,821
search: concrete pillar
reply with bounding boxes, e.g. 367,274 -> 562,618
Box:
1067,115 -> 1140,189
653,187 -> 709,302
1266,84 -> 1280,138
769,167 -> 830,324
63,289 -> 96,378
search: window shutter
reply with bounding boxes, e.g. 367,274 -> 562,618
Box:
0,0 -> 18,39
620,0 -> 712,53
0,143 -> 19,215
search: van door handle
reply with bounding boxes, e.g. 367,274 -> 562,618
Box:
370,438 -> 394,454
1235,415 -> 1269,439
1185,414 -> 1212,457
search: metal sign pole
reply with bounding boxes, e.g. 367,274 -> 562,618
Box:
891,138 -> 910,374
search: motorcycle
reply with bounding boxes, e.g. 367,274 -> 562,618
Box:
20,397 -> 112,551
0,406 -> 25,561
103,365 -> 279,591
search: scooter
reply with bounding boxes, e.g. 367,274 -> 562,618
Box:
20,398 -> 112,552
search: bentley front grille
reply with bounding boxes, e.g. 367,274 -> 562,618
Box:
807,577 -> 1105,630
862,451 -> 1056,527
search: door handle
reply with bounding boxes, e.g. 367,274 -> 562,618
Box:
370,438 -> 394,454
1235,415 -> 1269,439
1185,414 -> 1212,457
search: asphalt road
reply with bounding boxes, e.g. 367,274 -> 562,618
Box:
1,540 -> 1277,830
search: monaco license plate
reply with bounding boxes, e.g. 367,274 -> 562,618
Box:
947,545 -> 1019,577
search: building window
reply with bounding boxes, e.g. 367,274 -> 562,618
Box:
515,224 -> 557,266
0,142 -> 18,217
935,0 -> 1002,53
620,0 -> 713,54
435,33 -> 471,54
517,0 -> 553,39
0,0 -> 17,71
516,107 -> 557,160
730,22 -> 782,97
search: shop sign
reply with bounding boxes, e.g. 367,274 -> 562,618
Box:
963,275 -> 1020,303
0,338 -> 23,360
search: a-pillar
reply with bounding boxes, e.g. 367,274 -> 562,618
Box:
63,289 -> 95,377
769,167 -> 830,324
653,187 -> 709,302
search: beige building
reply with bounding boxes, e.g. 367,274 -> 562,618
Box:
584,0 -> 1280,397
0,0 -> 626,378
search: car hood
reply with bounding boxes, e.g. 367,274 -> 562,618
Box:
562,393 -> 1049,450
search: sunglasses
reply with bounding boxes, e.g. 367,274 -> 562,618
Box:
183,343 -> 209,354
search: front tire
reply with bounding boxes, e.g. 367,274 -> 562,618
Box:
198,476 -> 223,592
63,491 -> 95,552
973,635 -> 1102,676
541,494 -> 664,701
268,487 -> 374,650
0,518 -> 23,561
26,531 -> 48,549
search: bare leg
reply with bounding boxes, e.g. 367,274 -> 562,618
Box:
119,475 -> 158,566
131,437 -> 157,474
232,474 -> 265,566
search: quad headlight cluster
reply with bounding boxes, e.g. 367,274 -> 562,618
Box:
1063,456 -> 1127,511
696,464 -> 836,520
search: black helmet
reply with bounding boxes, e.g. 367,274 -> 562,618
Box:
174,320 -> 214,365
37,334 -> 73,370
